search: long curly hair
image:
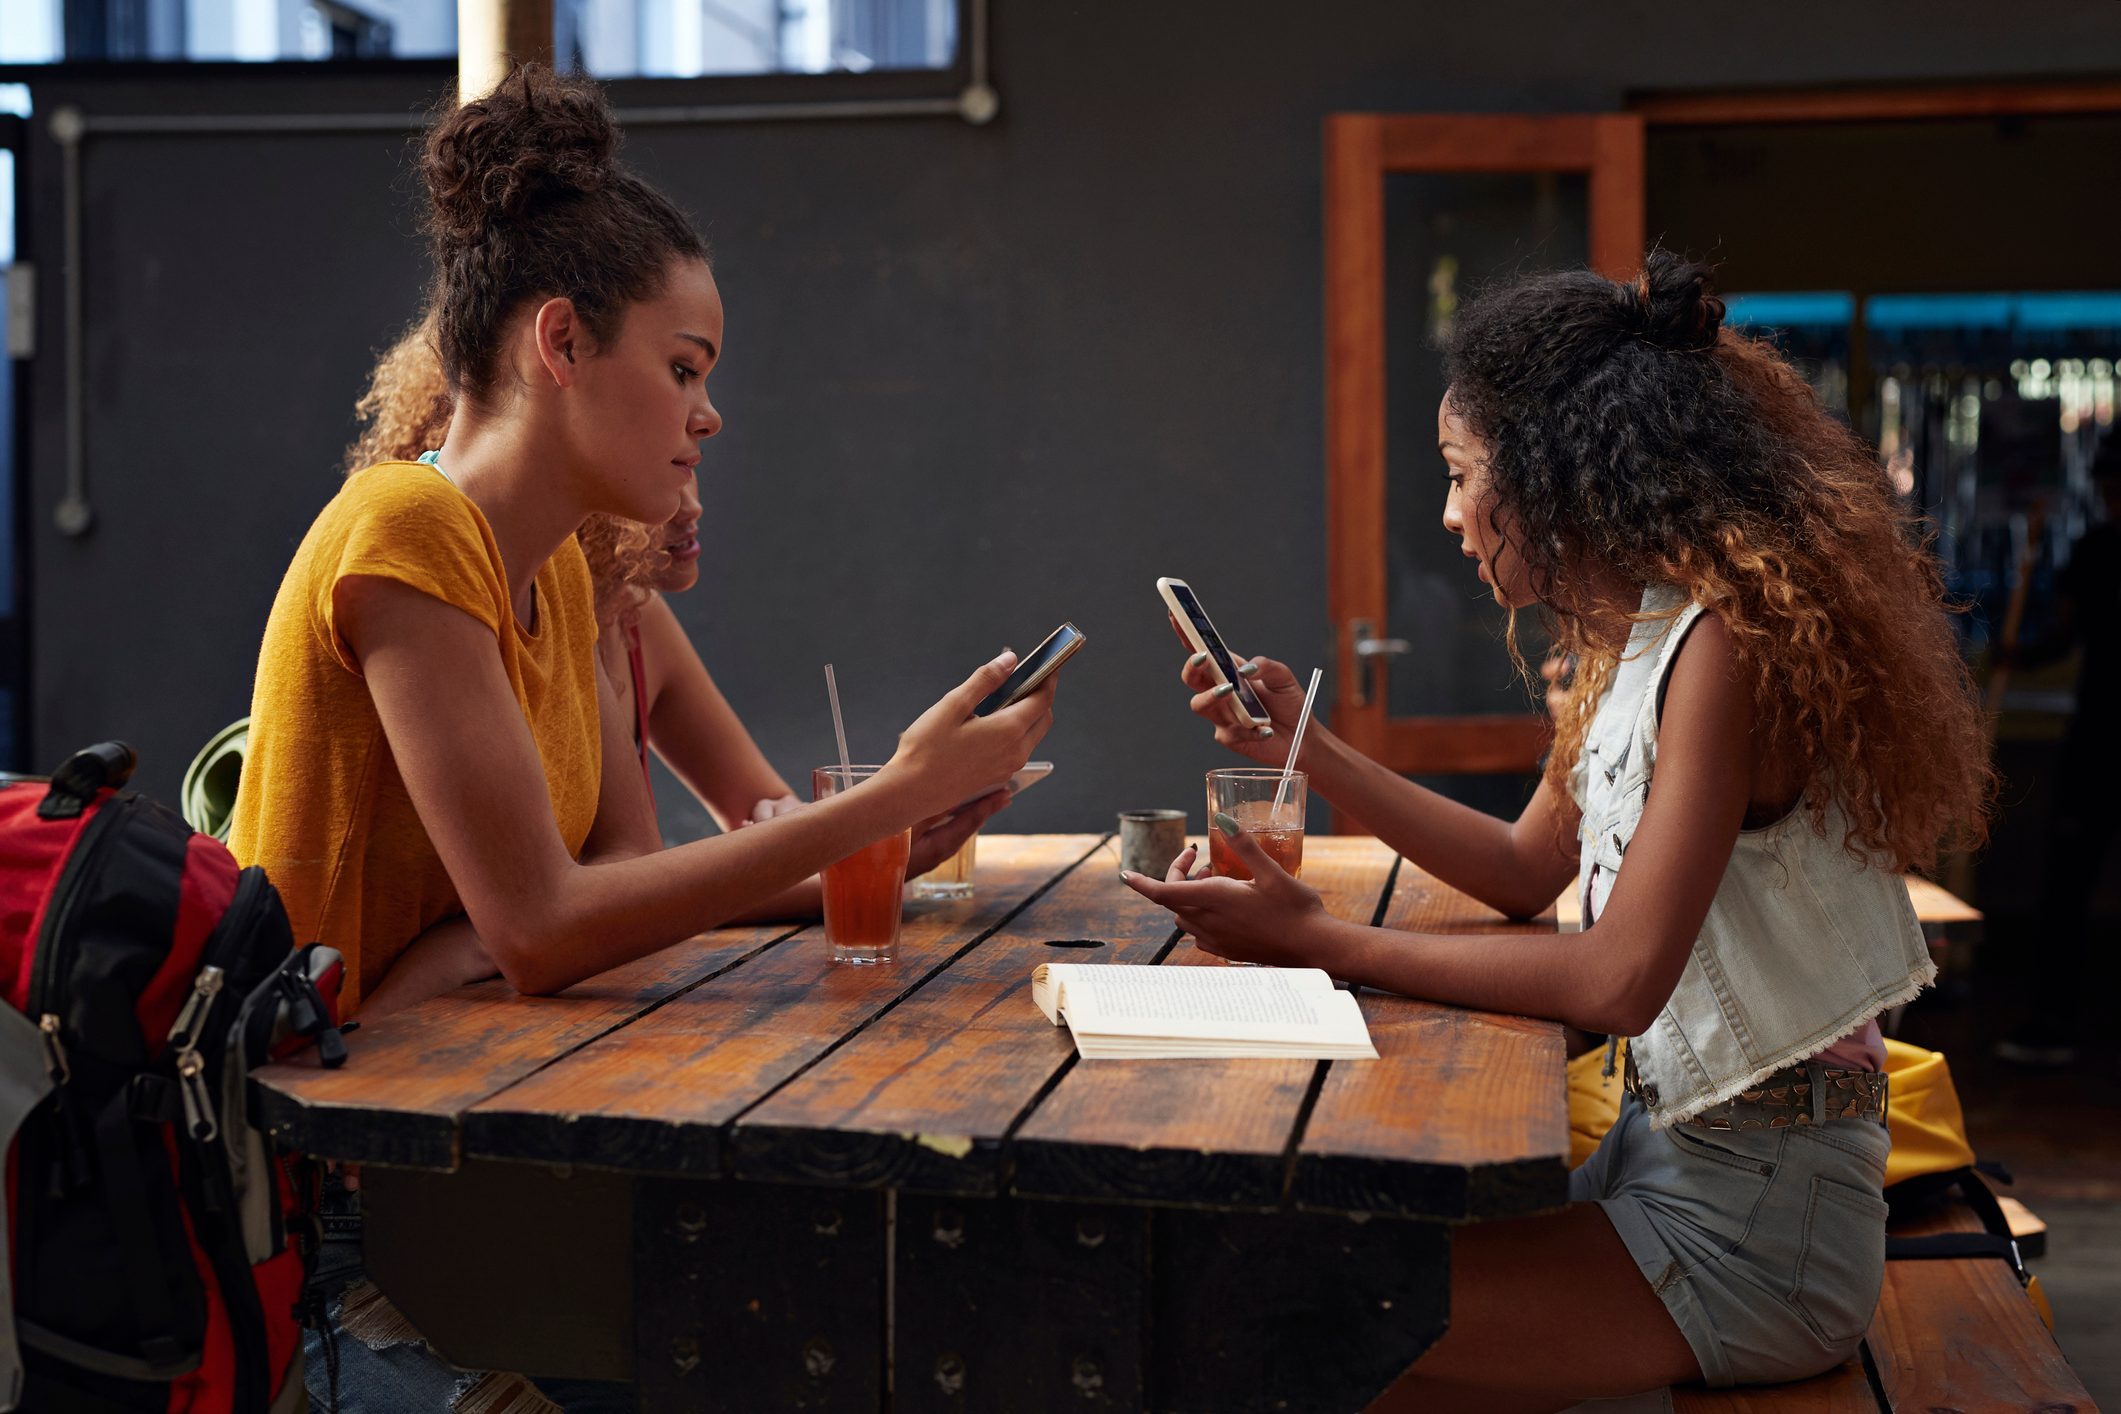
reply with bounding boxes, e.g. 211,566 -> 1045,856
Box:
342,313 -> 662,624
1443,250 -> 1993,870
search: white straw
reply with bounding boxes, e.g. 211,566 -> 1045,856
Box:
824,664 -> 853,779
1274,668 -> 1324,812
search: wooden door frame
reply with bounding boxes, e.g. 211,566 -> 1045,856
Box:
1323,114 -> 1645,774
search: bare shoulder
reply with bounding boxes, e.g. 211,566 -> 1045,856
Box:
1658,612 -> 1752,759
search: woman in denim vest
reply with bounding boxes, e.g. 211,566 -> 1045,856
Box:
1127,251 -> 1993,1406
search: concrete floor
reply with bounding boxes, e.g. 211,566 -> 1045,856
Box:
2027,1198 -> 2121,1408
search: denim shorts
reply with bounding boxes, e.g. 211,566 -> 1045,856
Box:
1570,1088 -> 1891,1386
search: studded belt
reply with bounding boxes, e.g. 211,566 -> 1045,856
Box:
1624,1050 -> 1888,1129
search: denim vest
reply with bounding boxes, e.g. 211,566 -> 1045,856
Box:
1571,587 -> 1933,1128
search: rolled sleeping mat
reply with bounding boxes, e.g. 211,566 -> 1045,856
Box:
182,717 -> 249,842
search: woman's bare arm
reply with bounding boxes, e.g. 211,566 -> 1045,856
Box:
342,575 -> 1050,996
363,650 -> 670,1013
635,594 -> 795,830
1135,618 -> 1752,1035
359,917 -> 497,1018
1304,729 -> 1582,920
1175,652 -> 1580,919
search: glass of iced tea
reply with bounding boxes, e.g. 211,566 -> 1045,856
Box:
1205,768 -> 1307,880
813,766 -> 913,965
908,830 -> 977,901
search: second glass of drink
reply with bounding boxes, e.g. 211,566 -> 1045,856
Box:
909,830 -> 977,900
813,766 -> 912,965
1205,768 -> 1307,880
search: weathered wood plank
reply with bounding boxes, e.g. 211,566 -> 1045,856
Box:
732,840 -> 1178,1194
462,836 -> 1103,1175
1670,1359 -> 1881,1412
1291,863 -> 1571,1221
251,926 -> 791,1168
1867,1202 -> 2094,1413
1555,873 -> 1979,928
1010,837 -> 1398,1211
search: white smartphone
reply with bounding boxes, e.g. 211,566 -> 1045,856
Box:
1156,577 -> 1272,727
955,761 -> 1053,812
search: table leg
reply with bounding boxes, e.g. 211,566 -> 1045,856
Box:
895,1193 -> 1148,1412
1150,1209 -> 1449,1413
633,1176 -> 885,1412
890,1193 -> 1450,1414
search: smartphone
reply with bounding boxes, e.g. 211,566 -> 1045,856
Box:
1156,578 -> 1271,726
973,623 -> 1086,717
956,761 -> 1054,812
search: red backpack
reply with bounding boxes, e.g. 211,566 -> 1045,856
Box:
2,743 -> 345,1413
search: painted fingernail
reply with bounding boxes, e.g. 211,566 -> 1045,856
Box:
1118,870 -> 1132,882
1187,652 -> 1208,668
1211,683 -> 1235,699
1212,810 -> 1242,837
1238,661 -> 1262,677
1258,725 -> 1275,738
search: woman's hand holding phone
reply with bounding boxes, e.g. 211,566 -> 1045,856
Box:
883,650 -> 1058,821
1170,620 -> 1307,765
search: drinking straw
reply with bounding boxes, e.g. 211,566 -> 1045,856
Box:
1273,668 -> 1324,812
824,664 -> 853,779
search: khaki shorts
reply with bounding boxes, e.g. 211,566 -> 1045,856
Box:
1570,1087 -> 1891,1386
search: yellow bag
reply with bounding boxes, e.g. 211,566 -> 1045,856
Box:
1565,1041 -> 1626,1169
1564,1036 -> 1976,1183
1878,1036 -> 1977,1187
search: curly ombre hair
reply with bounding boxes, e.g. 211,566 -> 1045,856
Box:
1443,251 -> 1994,870
343,313 -> 664,624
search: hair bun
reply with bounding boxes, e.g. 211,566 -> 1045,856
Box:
1632,250 -> 1725,353
422,64 -> 620,248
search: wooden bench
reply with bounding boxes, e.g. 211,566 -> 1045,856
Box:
1673,1190 -> 2092,1413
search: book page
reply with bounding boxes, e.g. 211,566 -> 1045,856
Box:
1070,966 -> 1326,1028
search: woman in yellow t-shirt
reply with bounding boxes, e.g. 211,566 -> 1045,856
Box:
230,65 -> 1050,1019
335,324 -> 1001,1017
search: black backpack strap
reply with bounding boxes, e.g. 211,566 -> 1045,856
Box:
37,744 -> 137,821
1885,1165 -> 2028,1282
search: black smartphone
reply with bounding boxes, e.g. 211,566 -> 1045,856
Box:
973,623 -> 1086,716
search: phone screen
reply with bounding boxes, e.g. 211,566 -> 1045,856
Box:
973,624 -> 1085,716
1167,583 -> 1268,721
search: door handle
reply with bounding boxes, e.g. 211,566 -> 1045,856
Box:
1347,620 -> 1411,708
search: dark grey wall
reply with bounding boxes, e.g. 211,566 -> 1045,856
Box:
13,2 -> 2121,839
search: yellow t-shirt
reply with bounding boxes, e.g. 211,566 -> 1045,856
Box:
229,461 -> 601,1013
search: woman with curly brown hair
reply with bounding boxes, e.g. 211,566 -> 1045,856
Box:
1126,251 -> 1993,1407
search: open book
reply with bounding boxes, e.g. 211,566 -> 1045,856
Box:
1032,963 -> 1378,1060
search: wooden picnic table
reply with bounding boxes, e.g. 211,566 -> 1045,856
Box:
253,834 -> 1569,1413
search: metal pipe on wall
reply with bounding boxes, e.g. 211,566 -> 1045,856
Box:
42,0 -> 994,536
